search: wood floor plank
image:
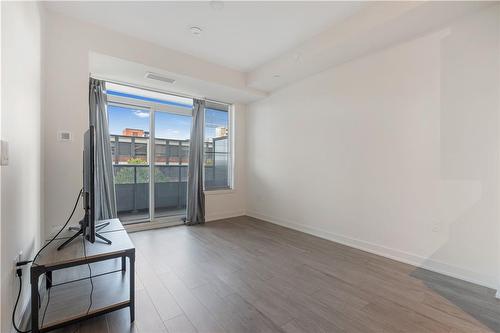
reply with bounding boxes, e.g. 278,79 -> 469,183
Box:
135,250 -> 184,321
158,270 -> 226,333
78,315 -> 108,333
281,320 -> 306,333
106,308 -> 139,333
191,281 -> 283,333
214,268 -> 295,327
164,314 -> 197,333
134,289 -> 168,333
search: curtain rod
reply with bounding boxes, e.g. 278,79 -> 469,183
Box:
89,74 -> 230,106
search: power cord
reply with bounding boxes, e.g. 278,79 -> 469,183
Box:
12,269 -> 31,333
32,188 -> 83,266
11,188 -> 83,333
82,234 -> 94,316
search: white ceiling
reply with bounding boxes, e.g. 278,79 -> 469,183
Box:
248,1 -> 495,91
44,1 -> 366,72
45,1 -> 494,96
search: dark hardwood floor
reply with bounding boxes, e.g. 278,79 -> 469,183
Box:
54,216 -> 500,332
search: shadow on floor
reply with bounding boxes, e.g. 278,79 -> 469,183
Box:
410,267 -> 500,332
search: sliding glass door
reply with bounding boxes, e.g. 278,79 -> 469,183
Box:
153,111 -> 192,218
106,83 -> 193,224
108,103 -> 151,223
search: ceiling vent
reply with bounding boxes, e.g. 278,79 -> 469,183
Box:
145,72 -> 176,84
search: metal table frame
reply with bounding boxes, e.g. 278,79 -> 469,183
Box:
30,246 -> 135,332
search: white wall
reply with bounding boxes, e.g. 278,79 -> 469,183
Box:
247,6 -> 500,289
1,2 -> 43,332
43,10 -> 246,233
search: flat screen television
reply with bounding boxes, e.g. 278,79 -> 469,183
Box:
57,124 -> 111,250
82,125 -> 96,243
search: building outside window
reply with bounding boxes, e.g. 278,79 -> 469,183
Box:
204,101 -> 232,190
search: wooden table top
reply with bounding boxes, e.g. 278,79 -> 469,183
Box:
34,219 -> 134,269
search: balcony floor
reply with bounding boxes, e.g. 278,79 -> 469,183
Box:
118,207 -> 185,224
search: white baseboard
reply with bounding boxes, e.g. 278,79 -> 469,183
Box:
206,210 -> 246,222
246,211 -> 497,291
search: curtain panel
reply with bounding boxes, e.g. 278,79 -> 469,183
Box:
186,99 -> 206,225
89,78 -> 118,220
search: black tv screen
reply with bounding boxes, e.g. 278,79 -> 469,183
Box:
83,125 -> 96,243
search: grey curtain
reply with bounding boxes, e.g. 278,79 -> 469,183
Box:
89,78 -> 117,220
186,99 -> 206,225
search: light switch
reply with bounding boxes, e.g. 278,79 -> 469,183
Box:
1,140 -> 9,166
58,131 -> 72,142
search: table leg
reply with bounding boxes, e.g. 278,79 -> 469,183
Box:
31,269 -> 41,333
129,251 -> 135,322
45,271 -> 52,289
122,256 -> 126,272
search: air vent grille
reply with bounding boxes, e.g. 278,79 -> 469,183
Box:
145,72 -> 176,84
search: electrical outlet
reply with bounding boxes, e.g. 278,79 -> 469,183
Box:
432,222 -> 440,233
13,251 -> 23,269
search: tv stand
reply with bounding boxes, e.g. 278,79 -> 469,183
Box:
31,218 -> 135,333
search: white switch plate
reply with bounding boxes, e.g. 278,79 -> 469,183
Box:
0,140 -> 8,166
58,131 -> 72,142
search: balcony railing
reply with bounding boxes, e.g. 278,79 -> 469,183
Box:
113,164 -> 227,220
111,134 -> 230,222
113,165 -> 187,218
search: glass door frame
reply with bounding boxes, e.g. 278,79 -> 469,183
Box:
107,93 -> 193,226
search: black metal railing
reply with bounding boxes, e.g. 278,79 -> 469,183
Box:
111,134 -> 230,220
113,165 -> 188,215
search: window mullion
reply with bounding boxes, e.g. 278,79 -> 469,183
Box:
149,106 -> 155,222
